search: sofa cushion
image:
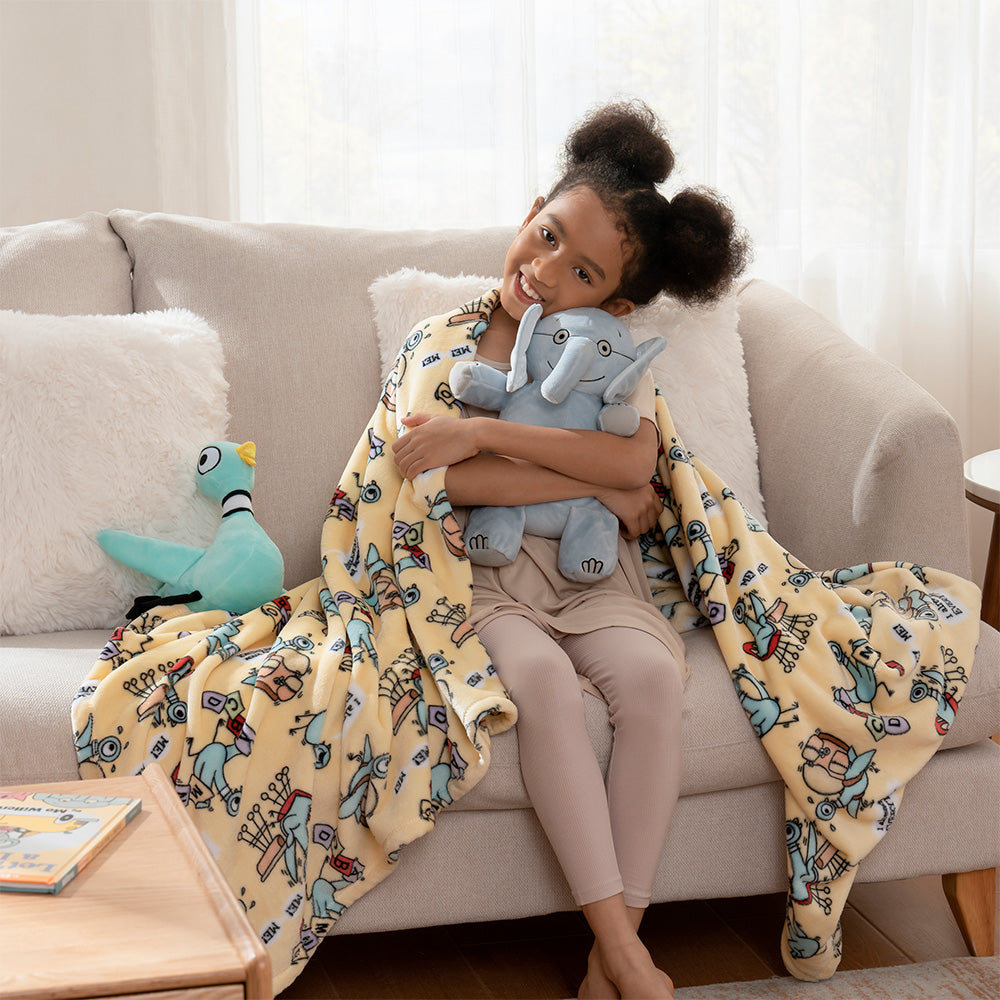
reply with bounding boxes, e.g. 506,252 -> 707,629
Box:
3,620 -> 996,805
0,308 -> 230,634
455,621 -> 1000,812
0,213 -> 132,316
0,625 -> 780,800
109,210 -> 517,590
457,630 -> 777,811
0,629 -> 109,785
369,268 -> 767,527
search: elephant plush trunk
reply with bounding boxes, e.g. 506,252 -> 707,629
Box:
541,336 -> 597,404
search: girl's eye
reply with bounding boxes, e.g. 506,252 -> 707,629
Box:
574,267 -> 592,284
541,227 -> 556,245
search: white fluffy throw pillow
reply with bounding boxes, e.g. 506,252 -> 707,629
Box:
0,308 -> 230,635
368,269 -> 766,527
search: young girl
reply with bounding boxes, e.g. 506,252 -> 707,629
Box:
393,100 -> 749,1000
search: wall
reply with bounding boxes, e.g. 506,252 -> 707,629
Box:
0,0 -> 234,226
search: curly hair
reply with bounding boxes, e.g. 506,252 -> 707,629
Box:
546,100 -> 752,306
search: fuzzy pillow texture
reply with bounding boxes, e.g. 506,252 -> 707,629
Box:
369,268 -> 767,526
0,308 -> 230,635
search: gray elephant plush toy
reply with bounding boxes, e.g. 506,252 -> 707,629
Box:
449,303 -> 667,583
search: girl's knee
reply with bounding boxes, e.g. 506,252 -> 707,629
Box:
513,665 -> 586,718
489,646 -> 584,717
609,658 -> 684,728
479,618 -> 577,705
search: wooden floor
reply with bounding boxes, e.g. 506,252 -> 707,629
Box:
279,874 -> 975,998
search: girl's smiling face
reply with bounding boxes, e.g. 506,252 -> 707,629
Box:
498,186 -> 636,328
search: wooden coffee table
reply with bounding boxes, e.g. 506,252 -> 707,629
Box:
0,765 -> 271,1000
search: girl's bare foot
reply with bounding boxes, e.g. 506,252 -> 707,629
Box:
578,941 -> 619,999
601,938 -> 673,999
580,895 -> 673,998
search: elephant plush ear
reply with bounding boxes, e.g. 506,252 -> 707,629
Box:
507,303 -> 542,392
603,337 -> 668,404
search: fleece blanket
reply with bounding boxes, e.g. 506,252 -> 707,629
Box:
71,290 -> 980,990
642,396 -> 980,980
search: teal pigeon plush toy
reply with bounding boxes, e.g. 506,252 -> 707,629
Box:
98,441 -> 285,619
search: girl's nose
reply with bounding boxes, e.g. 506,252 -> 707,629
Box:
532,256 -> 556,286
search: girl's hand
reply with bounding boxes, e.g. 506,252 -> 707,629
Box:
393,414 -> 480,479
597,483 -> 664,539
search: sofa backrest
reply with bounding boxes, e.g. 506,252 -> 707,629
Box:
109,211 -> 515,586
0,212 -> 132,316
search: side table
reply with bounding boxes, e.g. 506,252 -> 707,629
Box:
0,765 -> 271,1000
965,449 -> 1000,631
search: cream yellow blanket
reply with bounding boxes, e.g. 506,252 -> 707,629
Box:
643,395 -> 980,980
72,291 -> 980,990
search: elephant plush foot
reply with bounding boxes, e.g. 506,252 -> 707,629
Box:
464,506 -> 525,566
557,503 -> 620,583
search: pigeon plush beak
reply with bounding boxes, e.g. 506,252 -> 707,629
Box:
236,441 -> 257,467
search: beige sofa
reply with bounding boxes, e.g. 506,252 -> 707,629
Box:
1,210 -> 997,958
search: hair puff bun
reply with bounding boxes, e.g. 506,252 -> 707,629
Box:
660,188 -> 752,305
563,99 -> 675,187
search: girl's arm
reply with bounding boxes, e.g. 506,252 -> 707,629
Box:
394,413 -> 658,490
442,453 -> 663,540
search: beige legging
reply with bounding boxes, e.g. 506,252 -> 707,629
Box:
477,617 -> 684,909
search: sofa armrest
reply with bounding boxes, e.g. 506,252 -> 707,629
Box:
737,280 -> 971,578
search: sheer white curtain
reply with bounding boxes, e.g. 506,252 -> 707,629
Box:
3,2 -> 992,572
234,0 -> 998,580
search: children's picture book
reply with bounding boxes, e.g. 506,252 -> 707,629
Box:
0,789 -> 141,893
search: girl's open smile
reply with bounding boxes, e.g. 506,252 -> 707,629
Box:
516,271 -> 545,304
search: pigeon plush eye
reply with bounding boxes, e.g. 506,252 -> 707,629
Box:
198,446 -> 222,474
597,340 -> 612,356
553,328 -> 570,344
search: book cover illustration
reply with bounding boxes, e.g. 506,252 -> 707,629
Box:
0,789 -> 141,893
